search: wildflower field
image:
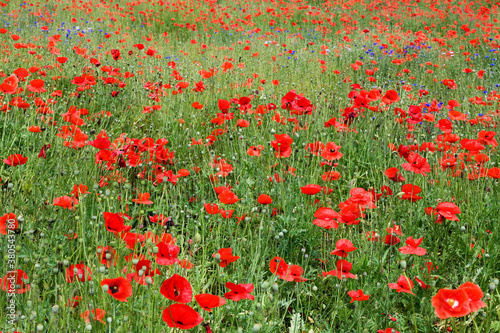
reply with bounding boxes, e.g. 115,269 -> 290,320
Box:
0,0 -> 500,331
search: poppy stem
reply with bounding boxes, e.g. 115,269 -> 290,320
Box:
411,295 -> 418,333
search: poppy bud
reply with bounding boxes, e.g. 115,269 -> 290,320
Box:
312,286 -> 318,292
253,324 -> 262,332
271,283 -> 279,293
214,253 -> 221,262
102,284 -> 109,292
400,260 -> 407,269
489,283 -> 496,291
52,305 -> 59,313
145,276 -> 153,285
261,281 -> 270,289
132,258 -> 139,265
494,278 -> 499,286
193,233 -> 201,243
27,300 -> 33,308
85,325 -> 92,331
152,246 -> 159,254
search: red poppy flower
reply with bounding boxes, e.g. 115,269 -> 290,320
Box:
313,207 -> 339,230
388,275 -> 414,295
213,248 -> 240,267
28,125 -> 42,133
218,189 -> 239,204
160,274 -> 193,303
120,232 -> 146,249
431,288 -> 471,319
270,256 -> 289,277
401,153 -> 431,176
477,131 -> 498,147
195,294 -> 226,312
415,276 -> 431,289
282,264 -> 308,282
348,289 -> 370,303
322,171 -> 342,181
460,139 -> 485,152
3,154 -> 28,166
66,264 -> 93,283
330,239 -> 357,257
71,184 -> 90,198
434,202 -> 461,223
487,167 -> 500,179
132,192 -> 153,205
381,186 -> 393,196
204,203 -> 221,215
305,142 -> 325,157
53,195 -> 78,210
384,234 -> 400,246
322,259 -> 357,280
270,133 -> 293,158
155,241 -> 181,266
399,237 -> 427,256
162,304 -> 203,330
89,137 -> 111,149
458,282 -> 487,312
0,213 -> 18,235
101,277 -> 133,302
321,142 -> 343,161
214,208 -> 231,218
81,309 -> 106,324
377,329 -> 400,333
384,167 -> 405,182
247,145 -> 264,156
0,269 -> 30,294
257,194 -> 272,205
0,74 -> 19,94
269,257 -> 307,282
345,187 -> 376,208
103,212 -> 132,234
178,259 -> 194,270
400,184 -> 423,202
387,224 -> 403,235
27,79 -> 46,93
224,282 -> 255,301
381,90 -> 399,104
337,203 -> 362,225
300,184 -> 322,195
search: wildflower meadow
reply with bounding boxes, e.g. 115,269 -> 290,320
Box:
0,0 -> 499,332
